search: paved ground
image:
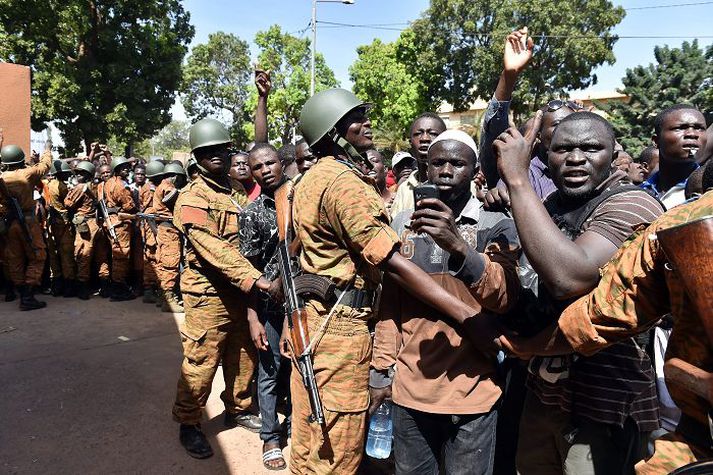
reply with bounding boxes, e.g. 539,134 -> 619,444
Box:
0,294 -> 289,474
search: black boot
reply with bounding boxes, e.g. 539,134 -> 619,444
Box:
76,282 -> 91,300
63,279 -> 77,298
224,411 -> 262,432
179,424 -> 213,459
19,285 -> 47,311
4,283 -> 16,302
50,277 -> 64,297
98,279 -> 111,298
110,282 -> 135,302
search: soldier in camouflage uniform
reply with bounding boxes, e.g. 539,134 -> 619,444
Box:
46,159 -> 77,297
0,143 -> 52,310
138,160 -> 165,304
172,118 -> 276,459
64,160 -> 99,300
289,89 -> 500,474
154,161 -> 187,313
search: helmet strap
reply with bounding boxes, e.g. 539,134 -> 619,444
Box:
335,136 -> 373,170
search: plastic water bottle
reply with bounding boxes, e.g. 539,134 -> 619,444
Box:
366,399 -> 393,459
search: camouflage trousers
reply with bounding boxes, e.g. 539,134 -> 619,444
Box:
290,300 -> 372,475
74,217 -> 101,283
5,218 -> 46,286
95,229 -> 111,280
157,224 -> 180,292
172,293 -> 256,425
142,225 -> 157,287
109,221 -> 132,283
48,220 -> 76,280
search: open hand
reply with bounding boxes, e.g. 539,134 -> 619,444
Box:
504,27 -> 534,75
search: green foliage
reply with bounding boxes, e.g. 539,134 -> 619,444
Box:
350,36 -> 434,138
0,0 -> 194,154
250,25 -> 339,145
606,41 -> 713,156
181,31 -> 252,146
407,0 -> 625,118
133,119 -> 191,159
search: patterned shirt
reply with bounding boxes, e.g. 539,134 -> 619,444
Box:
559,190 -> 713,441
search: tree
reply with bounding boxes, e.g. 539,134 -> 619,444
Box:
181,32 -> 252,146
350,35 -> 434,137
133,119 -> 191,159
407,0 -> 625,118
0,0 -> 194,154
605,40 -> 713,156
250,25 -> 339,145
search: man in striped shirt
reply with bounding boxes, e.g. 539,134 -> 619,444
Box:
494,112 -> 665,474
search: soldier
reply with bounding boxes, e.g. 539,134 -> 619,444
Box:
102,156 -> 136,301
289,89 -> 501,473
94,163 -> 113,297
154,161 -> 187,313
172,118 -> 273,459
0,143 -> 52,310
129,163 -> 148,294
139,160 -> 165,304
46,159 -> 77,297
64,161 -> 99,300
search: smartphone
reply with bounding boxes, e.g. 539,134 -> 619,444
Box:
413,184 -> 439,207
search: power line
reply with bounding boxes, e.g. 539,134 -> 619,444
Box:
625,1 -> 713,10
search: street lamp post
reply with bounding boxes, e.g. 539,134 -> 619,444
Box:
310,0 -> 354,96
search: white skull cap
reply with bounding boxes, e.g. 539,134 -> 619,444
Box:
428,129 -> 479,161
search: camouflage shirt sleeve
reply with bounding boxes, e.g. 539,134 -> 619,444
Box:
323,170 -> 400,267
23,150 -> 53,183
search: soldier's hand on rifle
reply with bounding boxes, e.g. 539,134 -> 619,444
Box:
247,308 -> 269,351
368,384 -> 392,416
267,277 -> 284,303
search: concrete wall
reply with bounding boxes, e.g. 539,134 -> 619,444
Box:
0,63 -> 32,158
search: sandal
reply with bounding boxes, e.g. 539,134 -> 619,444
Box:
262,446 -> 287,471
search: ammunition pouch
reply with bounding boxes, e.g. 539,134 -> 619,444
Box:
295,273 -> 378,309
72,214 -> 90,234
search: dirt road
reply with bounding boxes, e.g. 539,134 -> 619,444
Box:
0,295 -> 289,474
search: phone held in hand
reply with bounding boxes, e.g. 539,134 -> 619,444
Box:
413,184 -> 439,207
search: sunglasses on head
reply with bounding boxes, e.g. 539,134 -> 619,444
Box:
547,100 -> 584,112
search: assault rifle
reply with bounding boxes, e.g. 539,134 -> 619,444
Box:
274,181 -> 325,425
97,197 -> 119,245
118,212 -> 173,238
0,176 -> 35,253
658,216 -> 713,405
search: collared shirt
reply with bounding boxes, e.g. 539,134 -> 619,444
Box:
558,190 -> 713,439
389,169 -> 420,218
371,197 -> 521,414
293,156 -> 400,290
1,150 -> 52,213
65,183 -> 96,217
640,169 -> 696,210
480,97 -> 557,200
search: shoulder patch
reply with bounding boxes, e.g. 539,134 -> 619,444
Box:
180,205 -> 209,226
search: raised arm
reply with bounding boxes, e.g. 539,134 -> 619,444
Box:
254,69 -> 271,144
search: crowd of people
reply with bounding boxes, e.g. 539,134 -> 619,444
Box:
1,27 -> 712,474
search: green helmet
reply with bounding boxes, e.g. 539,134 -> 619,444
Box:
110,156 -> 131,172
189,118 -> 231,152
164,162 -> 187,176
75,160 -> 96,176
145,160 -> 165,178
59,160 -> 72,173
1,145 -> 26,166
49,160 -> 60,176
299,88 -> 370,148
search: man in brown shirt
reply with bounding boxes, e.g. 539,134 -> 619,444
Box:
64,160 -> 99,300
137,160 -> 164,304
102,156 -> 136,301
371,130 -> 521,474
0,143 -> 52,310
95,164 -> 112,297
